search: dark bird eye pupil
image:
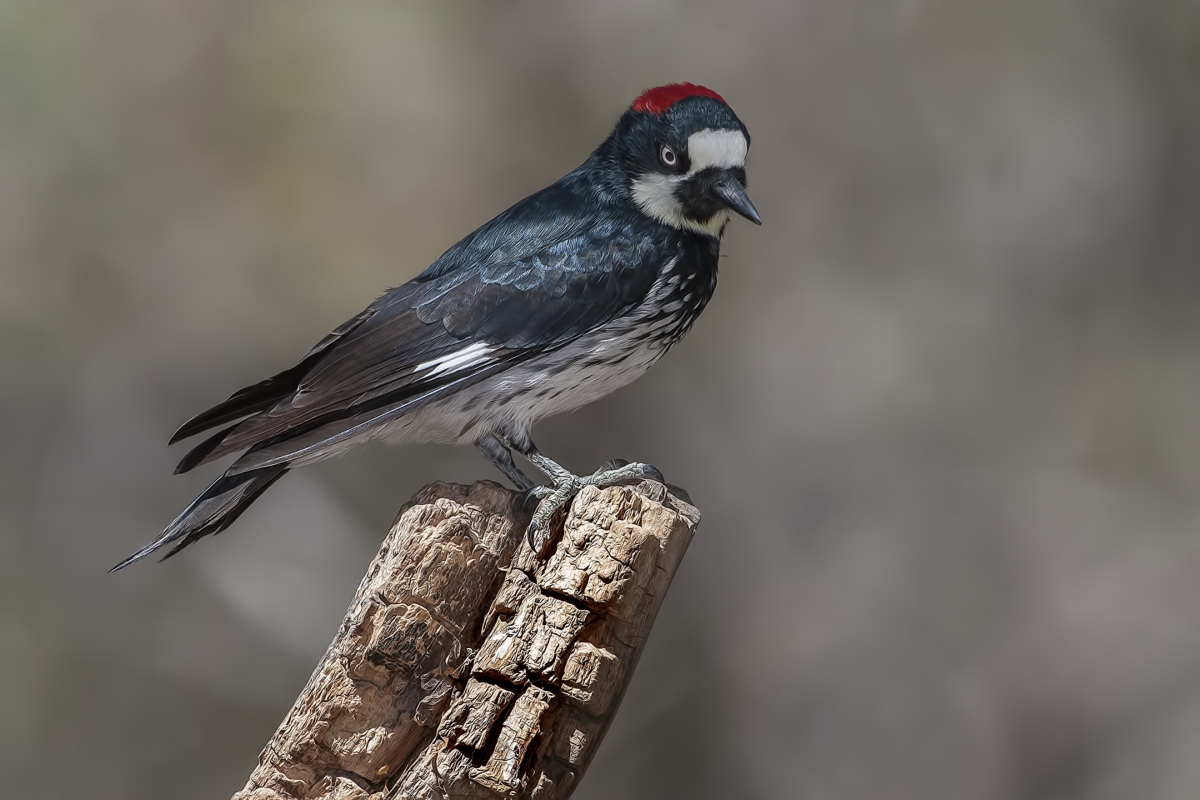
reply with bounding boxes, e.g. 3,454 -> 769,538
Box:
660,146 -> 676,165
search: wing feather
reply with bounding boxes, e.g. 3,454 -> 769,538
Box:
173,179 -> 671,473
169,307 -> 377,444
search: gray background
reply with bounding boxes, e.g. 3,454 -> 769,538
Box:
3,1 -> 1200,798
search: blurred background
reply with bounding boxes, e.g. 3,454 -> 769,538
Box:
3,1 -> 1200,797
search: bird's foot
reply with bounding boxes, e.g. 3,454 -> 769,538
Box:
590,458 -> 666,487
525,459 -> 665,552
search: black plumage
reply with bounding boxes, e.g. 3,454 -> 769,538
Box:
113,83 -> 756,570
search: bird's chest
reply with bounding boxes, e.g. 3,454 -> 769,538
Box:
628,243 -> 719,349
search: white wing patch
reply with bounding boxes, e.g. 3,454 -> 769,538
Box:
415,341 -> 495,377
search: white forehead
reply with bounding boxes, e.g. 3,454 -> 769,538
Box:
686,128 -> 747,171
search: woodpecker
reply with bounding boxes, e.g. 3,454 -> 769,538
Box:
113,83 -> 758,570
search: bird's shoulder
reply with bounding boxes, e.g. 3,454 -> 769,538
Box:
417,163 -> 673,278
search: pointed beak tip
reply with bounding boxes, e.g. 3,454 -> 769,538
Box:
713,175 -> 761,227
733,198 -> 762,226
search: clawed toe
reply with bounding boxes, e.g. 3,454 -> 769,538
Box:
525,478 -> 580,550
639,463 -> 666,484
588,461 -> 664,487
527,485 -> 556,500
523,461 -> 665,553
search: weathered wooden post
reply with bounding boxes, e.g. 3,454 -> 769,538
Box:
232,477 -> 700,800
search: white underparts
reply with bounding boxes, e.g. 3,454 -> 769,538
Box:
631,128 -> 747,237
415,341 -> 495,376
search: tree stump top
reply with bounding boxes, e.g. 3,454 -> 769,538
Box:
234,478 -> 699,800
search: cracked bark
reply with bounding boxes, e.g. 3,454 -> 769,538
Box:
232,478 -> 700,800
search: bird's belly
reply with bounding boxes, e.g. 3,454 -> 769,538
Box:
482,335 -> 667,423
377,329 -> 669,447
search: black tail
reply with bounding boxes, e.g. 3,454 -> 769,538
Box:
111,465 -> 289,571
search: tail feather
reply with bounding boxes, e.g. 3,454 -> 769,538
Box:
168,307 -> 378,445
111,465 -> 289,571
174,422 -> 241,474
169,373 -> 301,445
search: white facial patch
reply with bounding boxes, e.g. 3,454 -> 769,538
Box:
685,128 -> 748,171
631,173 -> 688,229
630,127 -> 747,236
415,341 -> 495,377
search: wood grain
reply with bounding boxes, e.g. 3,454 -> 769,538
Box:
232,478 -> 699,800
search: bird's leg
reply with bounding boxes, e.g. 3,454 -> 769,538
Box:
512,441 -> 665,549
475,435 -> 535,492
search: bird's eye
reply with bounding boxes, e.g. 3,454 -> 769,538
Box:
660,145 -> 677,167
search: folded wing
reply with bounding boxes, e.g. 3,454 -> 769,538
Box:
172,215 -> 668,474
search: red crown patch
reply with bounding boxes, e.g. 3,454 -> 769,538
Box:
631,83 -> 726,115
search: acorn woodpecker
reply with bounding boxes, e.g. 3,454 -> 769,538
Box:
113,83 -> 758,570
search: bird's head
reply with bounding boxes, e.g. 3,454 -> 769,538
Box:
610,83 -> 759,237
